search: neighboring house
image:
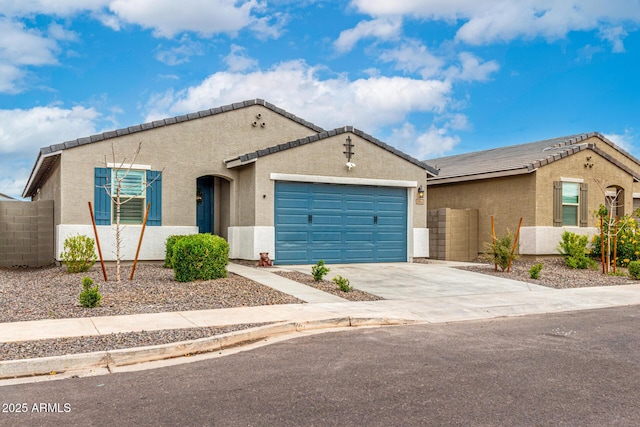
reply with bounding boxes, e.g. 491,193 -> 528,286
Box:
23,99 -> 437,264
425,132 -> 640,256
0,192 -> 16,201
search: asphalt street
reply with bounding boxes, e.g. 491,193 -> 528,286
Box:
2,305 -> 640,426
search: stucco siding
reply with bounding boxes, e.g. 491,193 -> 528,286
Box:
53,105 -> 318,226
253,132 -> 428,228
535,148 -> 636,226
34,157 -> 62,227
428,173 -> 536,251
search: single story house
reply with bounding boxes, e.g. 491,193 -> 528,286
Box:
425,132 -> 640,256
23,99 -> 437,264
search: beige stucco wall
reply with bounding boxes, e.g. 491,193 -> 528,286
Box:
33,157 -> 62,227
52,105 -> 318,226
427,173 -> 536,251
251,132 -> 428,228
535,147 -> 636,226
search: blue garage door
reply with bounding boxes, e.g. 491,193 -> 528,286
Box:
275,182 -> 407,264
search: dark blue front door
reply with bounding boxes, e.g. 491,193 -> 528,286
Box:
196,177 -> 214,233
274,182 -> 407,264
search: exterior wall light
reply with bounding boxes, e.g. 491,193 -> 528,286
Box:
418,186 -> 425,199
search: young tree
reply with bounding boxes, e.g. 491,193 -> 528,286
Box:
99,142 -> 162,282
593,180 -> 628,273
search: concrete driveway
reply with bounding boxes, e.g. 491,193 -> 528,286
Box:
280,261 -> 549,300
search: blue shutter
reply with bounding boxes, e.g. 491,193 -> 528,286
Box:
146,170 -> 162,226
94,168 -> 111,225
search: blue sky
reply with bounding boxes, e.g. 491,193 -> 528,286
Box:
2,0 -> 640,198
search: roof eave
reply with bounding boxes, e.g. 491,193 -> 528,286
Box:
427,167 -> 535,186
22,150 -> 61,198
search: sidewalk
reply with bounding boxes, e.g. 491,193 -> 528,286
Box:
2,262 -> 640,379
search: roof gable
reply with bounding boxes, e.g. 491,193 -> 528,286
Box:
426,132 -> 640,184
39,99 -> 324,156
225,126 -> 438,175
23,99 -> 325,197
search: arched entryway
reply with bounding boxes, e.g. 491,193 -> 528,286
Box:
196,175 -> 231,239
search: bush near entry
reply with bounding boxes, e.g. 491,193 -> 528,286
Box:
164,235 -> 188,268
172,234 -> 229,282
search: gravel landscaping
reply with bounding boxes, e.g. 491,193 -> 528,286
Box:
0,324 -> 267,361
449,257 -> 638,288
2,257 -> 637,363
272,270 -> 383,301
0,263 -> 302,323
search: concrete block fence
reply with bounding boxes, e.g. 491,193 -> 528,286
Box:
0,200 -> 54,268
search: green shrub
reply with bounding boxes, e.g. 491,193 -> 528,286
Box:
529,263 -> 543,279
311,259 -> 330,282
484,231 -> 517,271
61,234 -> 97,273
558,231 -> 594,269
164,235 -> 187,268
628,261 -> 640,279
172,234 -> 229,282
332,275 -> 352,292
79,276 -> 102,308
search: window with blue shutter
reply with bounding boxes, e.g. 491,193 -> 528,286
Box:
94,167 -> 162,226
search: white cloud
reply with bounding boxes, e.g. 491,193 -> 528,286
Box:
379,41 -> 444,79
0,0 -> 110,17
143,60 -> 452,134
109,0 -> 262,38
0,105 -> 100,198
445,52 -> 499,82
603,129 -> 636,155
388,116 -> 465,159
155,36 -> 204,66
599,26 -> 628,53
0,18 -> 61,93
334,18 -> 402,53
223,45 -> 258,72
350,0 -> 640,50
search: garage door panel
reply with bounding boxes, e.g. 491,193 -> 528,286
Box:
311,231 -> 342,242
377,231 -> 406,241
345,200 -> 375,211
345,215 -> 374,226
276,214 -> 309,226
275,182 -> 407,264
345,232 -> 374,242
312,214 -> 342,225
276,231 -> 308,242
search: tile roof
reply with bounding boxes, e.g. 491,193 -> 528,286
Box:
39,99 -> 325,156
225,126 -> 438,175
425,132 -> 640,184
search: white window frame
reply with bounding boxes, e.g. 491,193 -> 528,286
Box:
111,168 -> 147,225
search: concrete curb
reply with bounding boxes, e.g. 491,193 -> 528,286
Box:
0,317 -> 419,380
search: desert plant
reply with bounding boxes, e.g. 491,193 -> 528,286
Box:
558,231 -> 594,269
311,259 -> 330,282
172,234 -> 229,282
164,235 -> 187,268
61,234 -> 97,273
528,263 -> 543,279
628,260 -> 640,279
79,276 -> 102,308
332,275 -> 352,292
484,231 -> 517,271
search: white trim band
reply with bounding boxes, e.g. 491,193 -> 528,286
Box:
270,173 -> 417,188
560,177 -> 584,183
